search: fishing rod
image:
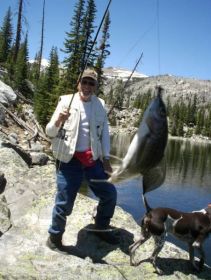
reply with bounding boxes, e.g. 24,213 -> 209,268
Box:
107,52 -> 143,117
67,0 -> 112,112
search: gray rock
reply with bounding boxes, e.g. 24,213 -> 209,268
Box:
8,132 -> 19,144
0,106 -> 6,125
0,80 -> 17,106
0,195 -> 11,236
1,141 -> 32,166
29,141 -> 44,152
30,152 -> 49,165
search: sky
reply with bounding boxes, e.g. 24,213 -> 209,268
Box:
0,0 -> 211,80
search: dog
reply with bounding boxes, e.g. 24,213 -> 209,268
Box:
129,195 -> 211,274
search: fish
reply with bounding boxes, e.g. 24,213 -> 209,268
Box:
108,86 -> 168,194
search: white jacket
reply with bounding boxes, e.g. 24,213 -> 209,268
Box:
46,92 -> 110,163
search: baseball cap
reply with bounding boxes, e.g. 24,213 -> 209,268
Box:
81,69 -> 98,81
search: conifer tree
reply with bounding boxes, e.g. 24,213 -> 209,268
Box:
95,11 -> 111,96
34,74 -> 48,126
34,47 -> 60,127
195,108 -> 204,135
14,33 -> 30,97
28,52 -> 40,83
0,7 -> 13,64
62,0 -> 85,92
81,0 -> 97,69
14,0 -> 24,62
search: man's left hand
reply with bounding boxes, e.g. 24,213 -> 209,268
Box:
103,159 -> 113,176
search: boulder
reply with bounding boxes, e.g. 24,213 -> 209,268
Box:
0,80 -> 17,106
0,195 -> 11,236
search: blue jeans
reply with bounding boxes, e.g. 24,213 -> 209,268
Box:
48,157 -> 117,235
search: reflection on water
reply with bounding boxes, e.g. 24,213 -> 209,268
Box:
166,139 -> 211,188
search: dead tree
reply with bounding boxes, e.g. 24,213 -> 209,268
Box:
37,0 -> 46,79
14,0 -> 24,62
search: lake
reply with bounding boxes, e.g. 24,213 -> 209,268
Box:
85,135 -> 211,266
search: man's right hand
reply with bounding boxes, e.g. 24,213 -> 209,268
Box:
55,108 -> 70,127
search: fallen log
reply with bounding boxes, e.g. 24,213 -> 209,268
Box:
0,103 -> 50,143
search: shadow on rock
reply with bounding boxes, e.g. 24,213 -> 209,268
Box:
137,257 -> 211,279
61,224 -> 134,263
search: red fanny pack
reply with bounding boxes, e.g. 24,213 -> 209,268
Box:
74,148 -> 95,167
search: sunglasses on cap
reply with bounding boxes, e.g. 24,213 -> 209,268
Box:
81,79 -> 96,86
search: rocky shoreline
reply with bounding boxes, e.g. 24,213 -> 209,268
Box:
0,144 -> 211,279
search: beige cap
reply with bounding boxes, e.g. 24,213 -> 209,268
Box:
81,69 -> 98,81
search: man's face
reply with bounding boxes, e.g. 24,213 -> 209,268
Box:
80,78 -> 96,102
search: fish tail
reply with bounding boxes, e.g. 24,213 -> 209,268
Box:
142,194 -> 152,213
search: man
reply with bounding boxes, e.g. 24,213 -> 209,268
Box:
46,69 -> 118,251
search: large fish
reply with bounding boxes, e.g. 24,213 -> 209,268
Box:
108,86 -> 168,194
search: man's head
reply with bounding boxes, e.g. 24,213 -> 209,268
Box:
79,69 -> 98,102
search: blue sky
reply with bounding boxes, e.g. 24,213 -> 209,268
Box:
0,0 -> 211,80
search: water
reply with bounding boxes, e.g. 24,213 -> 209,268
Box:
84,135 -> 211,266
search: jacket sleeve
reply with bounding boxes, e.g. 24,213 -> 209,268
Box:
45,97 -> 63,138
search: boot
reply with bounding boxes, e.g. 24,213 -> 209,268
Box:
46,233 -> 64,251
93,225 -> 119,245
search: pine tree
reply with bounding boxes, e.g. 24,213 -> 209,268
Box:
195,108 -> 204,135
14,0 -> 24,62
62,0 -> 85,92
14,33 -> 30,97
28,52 -> 40,83
34,47 -> 60,127
0,7 -> 13,64
95,11 -> 111,96
46,47 -> 60,92
81,0 -> 97,69
34,75 -> 49,127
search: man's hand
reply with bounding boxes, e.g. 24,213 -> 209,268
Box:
103,158 -> 113,176
55,108 -> 70,127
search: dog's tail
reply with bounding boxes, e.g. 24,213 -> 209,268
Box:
142,194 -> 152,213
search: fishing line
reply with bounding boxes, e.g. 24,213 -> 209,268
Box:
108,52 -> 143,116
156,0 -> 161,75
117,18 -> 157,68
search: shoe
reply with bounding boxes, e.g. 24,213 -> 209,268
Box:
94,226 -> 119,245
46,234 -> 64,251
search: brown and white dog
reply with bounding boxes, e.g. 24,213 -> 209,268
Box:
129,195 -> 211,274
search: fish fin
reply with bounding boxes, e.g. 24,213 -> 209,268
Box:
142,157 -> 166,194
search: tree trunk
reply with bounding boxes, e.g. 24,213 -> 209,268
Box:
37,0 -> 46,80
14,0 -> 23,62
